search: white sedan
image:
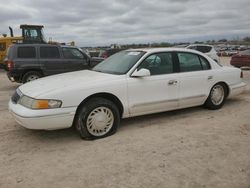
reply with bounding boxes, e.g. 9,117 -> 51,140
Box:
9,48 -> 246,139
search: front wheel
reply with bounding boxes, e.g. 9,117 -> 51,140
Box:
205,83 -> 227,110
75,97 -> 120,140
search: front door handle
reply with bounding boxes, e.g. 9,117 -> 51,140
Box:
168,80 -> 178,85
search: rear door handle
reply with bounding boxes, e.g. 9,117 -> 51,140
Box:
208,76 -> 213,80
168,80 -> 178,85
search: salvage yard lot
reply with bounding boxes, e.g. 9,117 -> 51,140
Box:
0,57 -> 249,188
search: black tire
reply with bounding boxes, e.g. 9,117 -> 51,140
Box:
75,97 -> 120,140
204,83 -> 227,110
22,71 -> 42,83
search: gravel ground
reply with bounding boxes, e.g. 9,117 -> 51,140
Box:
0,57 -> 249,188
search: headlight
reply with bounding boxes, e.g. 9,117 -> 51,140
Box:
18,95 -> 62,109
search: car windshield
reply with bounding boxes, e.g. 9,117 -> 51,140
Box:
92,51 -> 145,75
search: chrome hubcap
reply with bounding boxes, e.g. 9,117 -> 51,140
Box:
211,85 -> 224,105
86,107 -> 114,136
27,75 -> 39,82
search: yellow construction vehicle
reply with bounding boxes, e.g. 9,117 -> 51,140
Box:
0,36 -> 22,68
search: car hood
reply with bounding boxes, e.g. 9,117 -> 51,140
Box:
19,70 -> 123,98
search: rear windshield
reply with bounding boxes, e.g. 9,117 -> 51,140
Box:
196,46 -> 212,53
188,45 -> 212,53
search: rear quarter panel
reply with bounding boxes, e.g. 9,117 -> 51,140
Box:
207,66 -> 242,95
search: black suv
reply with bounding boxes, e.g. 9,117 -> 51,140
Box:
5,44 -> 103,83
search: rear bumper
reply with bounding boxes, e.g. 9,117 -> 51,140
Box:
9,100 -> 77,130
228,82 -> 246,98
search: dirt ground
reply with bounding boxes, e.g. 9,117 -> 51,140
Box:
0,57 -> 249,188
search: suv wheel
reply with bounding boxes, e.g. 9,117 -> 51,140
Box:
22,71 -> 42,83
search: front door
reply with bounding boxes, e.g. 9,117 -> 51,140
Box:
127,52 -> 179,116
61,47 -> 88,72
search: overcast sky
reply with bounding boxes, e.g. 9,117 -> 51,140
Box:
0,0 -> 249,46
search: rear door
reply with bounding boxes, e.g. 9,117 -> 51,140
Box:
39,46 -> 64,76
61,47 -> 89,72
176,52 -> 212,108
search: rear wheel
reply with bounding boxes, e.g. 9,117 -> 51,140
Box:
22,71 -> 42,83
205,83 -> 226,110
75,97 -> 120,140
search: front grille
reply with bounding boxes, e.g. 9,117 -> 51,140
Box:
11,90 -> 21,104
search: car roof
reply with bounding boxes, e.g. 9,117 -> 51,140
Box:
125,47 -> 203,54
11,43 -> 74,48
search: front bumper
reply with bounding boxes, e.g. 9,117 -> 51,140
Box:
228,82 -> 247,98
8,100 -> 77,130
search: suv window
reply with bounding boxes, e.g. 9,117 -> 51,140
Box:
17,47 -> 36,58
0,42 -> 6,51
178,52 -> 203,72
40,47 -> 60,58
138,52 -> 174,75
62,48 -> 84,59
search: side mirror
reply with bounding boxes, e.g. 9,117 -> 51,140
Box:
131,68 -> 150,77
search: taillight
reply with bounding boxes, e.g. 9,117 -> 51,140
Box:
240,71 -> 243,78
7,60 -> 13,71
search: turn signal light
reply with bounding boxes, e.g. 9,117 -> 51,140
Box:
32,100 -> 49,109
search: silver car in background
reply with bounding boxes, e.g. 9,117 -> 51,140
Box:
186,44 -> 219,62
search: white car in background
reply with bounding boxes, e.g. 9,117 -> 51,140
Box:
186,44 -> 220,62
9,48 -> 246,139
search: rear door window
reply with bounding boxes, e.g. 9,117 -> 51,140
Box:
178,52 -> 203,72
17,47 -> 36,58
40,47 -> 60,58
199,56 -> 211,70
